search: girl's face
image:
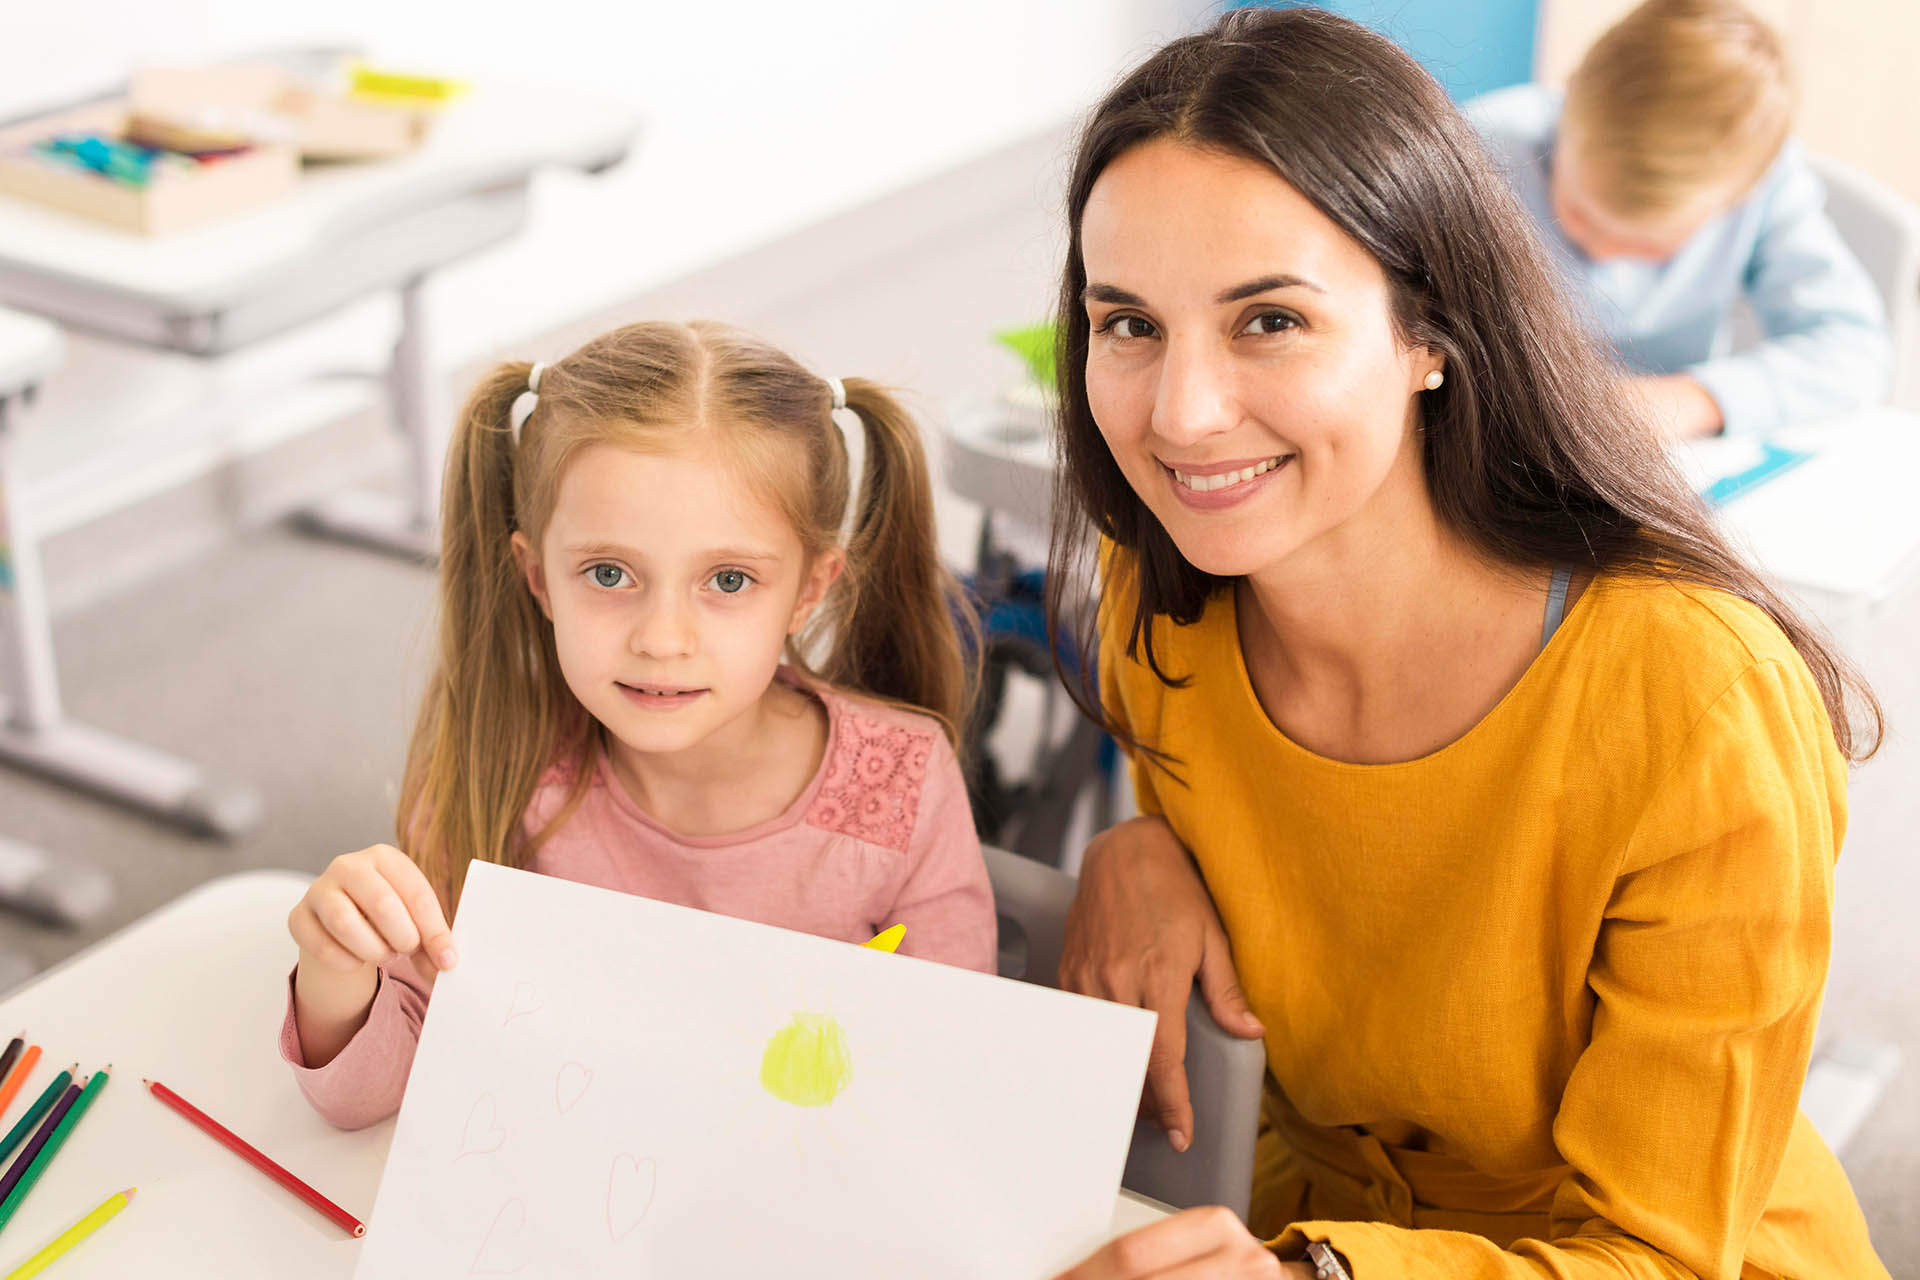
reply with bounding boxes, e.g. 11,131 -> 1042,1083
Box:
1078,139 -> 1442,582
514,440 -> 841,761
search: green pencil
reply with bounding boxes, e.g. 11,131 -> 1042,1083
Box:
0,1069 -> 72,1167
0,1066 -> 108,1234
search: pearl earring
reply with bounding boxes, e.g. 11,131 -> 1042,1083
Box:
1423,369 -> 1445,391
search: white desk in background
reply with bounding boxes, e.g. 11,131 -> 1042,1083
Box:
0,871 -> 1170,1277
0,54 -> 638,836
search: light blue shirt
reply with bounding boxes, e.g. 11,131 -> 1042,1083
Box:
1466,84 -> 1892,435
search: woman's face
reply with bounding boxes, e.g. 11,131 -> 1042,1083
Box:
1079,138 -> 1441,581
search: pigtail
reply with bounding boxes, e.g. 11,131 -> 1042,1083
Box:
397,362 -> 589,911
816,380 -> 978,746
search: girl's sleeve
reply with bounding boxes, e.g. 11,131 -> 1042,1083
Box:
888,731 -> 998,975
1271,659 -> 1864,1277
278,957 -> 432,1130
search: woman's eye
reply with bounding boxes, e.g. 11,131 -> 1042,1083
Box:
1240,311 -> 1299,336
589,564 -> 628,589
1099,314 -> 1157,340
710,569 -> 750,594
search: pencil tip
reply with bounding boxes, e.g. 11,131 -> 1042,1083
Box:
124,1187 -> 137,1198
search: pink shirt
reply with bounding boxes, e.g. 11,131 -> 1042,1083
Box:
281,682 -> 997,1129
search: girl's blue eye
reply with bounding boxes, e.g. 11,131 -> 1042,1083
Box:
711,569 -> 749,594
590,564 -> 627,588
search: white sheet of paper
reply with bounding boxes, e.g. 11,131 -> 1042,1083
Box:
353,860 -> 1156,1279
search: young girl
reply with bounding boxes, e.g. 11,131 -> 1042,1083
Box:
279,321 -> 996,1129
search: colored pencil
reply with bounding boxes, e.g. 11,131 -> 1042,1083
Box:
0,1066 -> 108,1234
144,1079 -> 365,1237
0,1083 -> 80,1226
0,1042 -> 21,1097
0,1071 -> 70,1169
0,1048 -> 42,1126
2,1186 -> 133,1279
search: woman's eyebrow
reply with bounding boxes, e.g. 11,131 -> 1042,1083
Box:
1082,274 -> 1326,307
1215,273 -> 1324,302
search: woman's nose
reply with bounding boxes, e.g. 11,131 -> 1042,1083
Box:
1152,337 -> 1239,446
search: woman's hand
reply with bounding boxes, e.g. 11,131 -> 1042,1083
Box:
1052,1207 -> 1302,1278
287,844 -> 457,1066
1060,817 -> 1264,1152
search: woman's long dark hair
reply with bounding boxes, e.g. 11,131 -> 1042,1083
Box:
1045,5 -> 1881,762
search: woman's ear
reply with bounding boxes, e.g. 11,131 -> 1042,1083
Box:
789,547 -> 846,635
510,530 -> 553,621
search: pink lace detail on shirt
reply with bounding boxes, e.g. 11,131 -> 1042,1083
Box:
805,713 -> 935,853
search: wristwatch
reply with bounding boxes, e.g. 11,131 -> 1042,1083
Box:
1305,1240 -> 1353,1280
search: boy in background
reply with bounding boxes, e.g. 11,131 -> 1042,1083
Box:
1468,0 -> 1892,439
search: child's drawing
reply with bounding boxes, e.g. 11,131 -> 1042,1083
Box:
469,1198 -> 531,1276
759,1011 -> 853,1107
502,981 -> 543,1027
555,1061 -> 593,1114
605,1153 -> 657,1242
457,1092 -> 507,1161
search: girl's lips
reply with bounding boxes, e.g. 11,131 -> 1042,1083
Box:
1163,454 -> 1292,510
617,683 -> 707,711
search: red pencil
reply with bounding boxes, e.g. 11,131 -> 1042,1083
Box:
144,1079 -> 366,1237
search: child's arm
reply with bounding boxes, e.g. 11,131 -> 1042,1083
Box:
886,733 -> 998,975
1689,142 -> 1895,436
281,845 -> 457,1128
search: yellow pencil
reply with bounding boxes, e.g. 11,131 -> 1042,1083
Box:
3,1187 -> 133,1279
861,924 -> 906,953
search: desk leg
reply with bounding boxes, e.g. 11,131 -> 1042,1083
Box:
0,393 -> 262,837
297,274 -> 444,561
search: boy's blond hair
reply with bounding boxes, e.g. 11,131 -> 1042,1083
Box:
1563,0 -> 1794,220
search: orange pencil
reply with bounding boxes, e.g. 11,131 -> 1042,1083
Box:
0,1045 -> 39,1119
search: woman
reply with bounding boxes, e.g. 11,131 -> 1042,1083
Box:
1046,8 -> 1887,1278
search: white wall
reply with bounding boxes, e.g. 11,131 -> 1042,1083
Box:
4,1 -> 1200,525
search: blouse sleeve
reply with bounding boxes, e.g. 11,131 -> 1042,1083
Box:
886,730 -> 999,975
279,956 -> 433,1130
1272,659 -> 1850,1276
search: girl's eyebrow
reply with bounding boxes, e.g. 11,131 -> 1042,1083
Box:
1082,274 -> 1326,307
562,540 -> 781,563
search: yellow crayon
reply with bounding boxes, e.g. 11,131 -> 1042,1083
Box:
861,924 -> 905,954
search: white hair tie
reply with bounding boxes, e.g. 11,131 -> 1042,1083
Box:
827,376 -> 864,545
508,361 -> 546,446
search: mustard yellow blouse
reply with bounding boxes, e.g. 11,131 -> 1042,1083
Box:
1100,567 -> 1886,1277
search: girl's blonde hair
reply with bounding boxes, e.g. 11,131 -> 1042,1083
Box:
399,320 -> 976,907
1563,0 -> 1794,220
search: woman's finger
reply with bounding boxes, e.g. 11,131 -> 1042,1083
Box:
1052,1207 -> 1270,1279
1140,959 -> 1196,1150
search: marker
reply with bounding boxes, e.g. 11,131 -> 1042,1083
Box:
861,924 -> 905,954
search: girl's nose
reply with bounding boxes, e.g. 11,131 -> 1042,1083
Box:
1152,337 -> 1239,447
629,597 -> 696,659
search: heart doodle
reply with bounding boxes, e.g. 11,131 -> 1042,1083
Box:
555,1061 -> 594,1114
605,1153 -> 657,1242
502,980 -> 543,1027
470,1198 -> 532,1275
457,1093 -> 506,1160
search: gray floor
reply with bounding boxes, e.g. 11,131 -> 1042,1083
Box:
2,124 -> 1915,1268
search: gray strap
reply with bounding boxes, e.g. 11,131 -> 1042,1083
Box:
1540,565 -> 1573,651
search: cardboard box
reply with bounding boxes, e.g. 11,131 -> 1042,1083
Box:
0,101 -> 299,236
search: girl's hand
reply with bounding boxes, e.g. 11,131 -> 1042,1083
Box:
1052,1207 -> 1301,1278
1059,817 -> 1264,1152
288,845 -> 457,1068
289,844 -> 458,981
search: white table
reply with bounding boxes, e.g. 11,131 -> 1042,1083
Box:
0,871 -> 1169,1276
0,56 -> 638,835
